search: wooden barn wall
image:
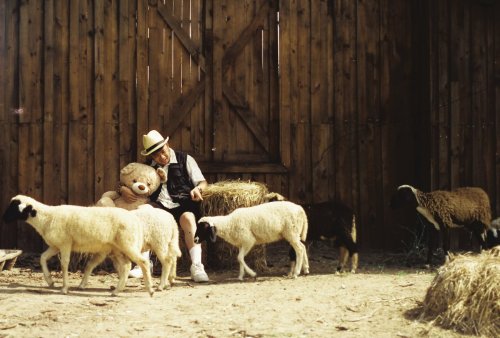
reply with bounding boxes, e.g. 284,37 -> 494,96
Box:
0,0 -> 499,253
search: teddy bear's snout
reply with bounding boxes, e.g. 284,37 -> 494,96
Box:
131,182 -> 150,195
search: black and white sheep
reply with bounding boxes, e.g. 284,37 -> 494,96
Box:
2,195 -> 154,296
194,201 -> 309,280
289,201 -> 359,273
486,217 -> 500,248
390,185 -> 492,264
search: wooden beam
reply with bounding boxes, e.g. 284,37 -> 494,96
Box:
165,77 -> 206,138
156,2 -> 205,72
199,162 -> 288,174
222,82 -> 269,152
221,0 -> 268,74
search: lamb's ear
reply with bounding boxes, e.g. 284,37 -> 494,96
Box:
156,167 -> 167,183
21,205 -> 36,219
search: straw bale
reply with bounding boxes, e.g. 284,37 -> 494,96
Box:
420,247 -> 500,337
201,180 -> 272,271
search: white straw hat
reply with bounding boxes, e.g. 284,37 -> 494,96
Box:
141,130 -> 169,156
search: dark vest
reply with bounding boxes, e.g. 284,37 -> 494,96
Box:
150,151 -> 195,203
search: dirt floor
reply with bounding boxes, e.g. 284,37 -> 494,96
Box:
0,242 -> 480,338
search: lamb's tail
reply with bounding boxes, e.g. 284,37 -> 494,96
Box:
300,211 -> 309,242
335,214 -> 358,256
172,227 -> 182,258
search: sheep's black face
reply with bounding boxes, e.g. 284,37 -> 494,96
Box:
195,221 -> 217,243
390,187 -> 418,209
2,199 -> 36,222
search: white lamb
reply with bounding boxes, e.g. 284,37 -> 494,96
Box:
131,206 -> 182,290
195,201 -> 309,280
2,195 -> 154,296
79,205 -> 182,291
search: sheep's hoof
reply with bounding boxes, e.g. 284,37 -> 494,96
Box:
303,269 -> 310,275
350,269 -> 356,274
61,288 -> 68,294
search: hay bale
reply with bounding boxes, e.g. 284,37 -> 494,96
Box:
420,247 -> 500,337
200,180 -> 273,272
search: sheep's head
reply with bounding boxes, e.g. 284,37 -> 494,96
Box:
195,218 -> 217,243
2,196 -> 37,222
119,162 -> 167,197
390,185 -> 419,209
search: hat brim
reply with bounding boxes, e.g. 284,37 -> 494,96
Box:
140,137 -> 169,156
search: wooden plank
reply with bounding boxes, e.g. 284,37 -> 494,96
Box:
43,0 -> 56,204
333,0 -> 355,206
470,3 -> 487,188
203,0 -> 214,161
380,0 -> 415,249
484,2 -> 496,201
181,0 -> 193,153
93,0 -> 105,201
357,0 -> 381,248
18,0 -> 31,124
136,0 -> 149,158
438,0 -> 450,190
495,1 -> 500,215
212,0 -> 227,162
118,0 -> 133,169
54,0 -> 69,203
278,0 -> 293,172
267,0 -> 279,162
102,0 -> 119,195
310,0 -> 330,202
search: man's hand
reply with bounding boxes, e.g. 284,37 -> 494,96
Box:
190,186 -> 203,201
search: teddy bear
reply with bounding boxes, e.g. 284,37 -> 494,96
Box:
96,162 -> 167,210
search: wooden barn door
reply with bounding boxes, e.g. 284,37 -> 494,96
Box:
144,0 -> 283,180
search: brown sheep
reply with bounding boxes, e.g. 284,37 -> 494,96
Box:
390,185 -> 492,264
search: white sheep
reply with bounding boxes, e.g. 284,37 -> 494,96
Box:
2,195 -> 154,296
195,201 -> 309,280
78,205 -> 182,291
131,205 -> 182,290
390,185 -> 492,264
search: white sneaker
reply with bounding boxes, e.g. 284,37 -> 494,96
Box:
190,263 -> 209,282
128,261 -> 153,278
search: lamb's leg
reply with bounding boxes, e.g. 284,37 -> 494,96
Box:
237,244 -> 256,280
169,258 -> 177,284
288,245 -> 297,277
337,246 -> 348,273
351,252 -> 359,273
59,247 -> 71,294
122,248 -> 154,296
79,252 -> 108,289
40,246 -> 59,288
112,253 -> 132,294
155,247 -> 173,291
289,240 -> 304,278
301,245 -> 310,275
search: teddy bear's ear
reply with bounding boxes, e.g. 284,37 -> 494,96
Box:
121,162 -> 139,176
156,167 -> 167,183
